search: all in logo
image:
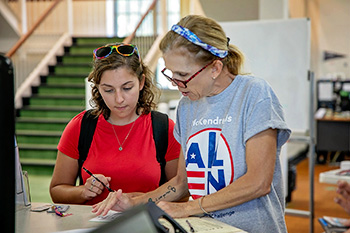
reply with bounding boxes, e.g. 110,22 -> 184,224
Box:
185,128 -> 234,199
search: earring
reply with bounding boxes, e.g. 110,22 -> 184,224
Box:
212,76 -> 216,80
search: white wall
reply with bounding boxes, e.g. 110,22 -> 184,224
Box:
199,0 -> 259,21
259,0 -> 288,19
318,0 -> 350,79
199,0 -> 350,80
0,11 -> 19,53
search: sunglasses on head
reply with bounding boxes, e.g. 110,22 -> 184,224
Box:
93,43 -> 140,60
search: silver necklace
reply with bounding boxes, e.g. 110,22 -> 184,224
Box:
111,121 -> 136,151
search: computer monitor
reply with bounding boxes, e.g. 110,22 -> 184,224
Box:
15,137 -> 31,209
0,54 -> 15,232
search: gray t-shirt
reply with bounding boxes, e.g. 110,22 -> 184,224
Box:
174,75 -> 291,233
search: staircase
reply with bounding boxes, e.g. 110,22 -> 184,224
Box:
15,37 -> 124,176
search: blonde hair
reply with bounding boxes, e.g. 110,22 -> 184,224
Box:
88,43 -> 160,119
160,15 -> 245,75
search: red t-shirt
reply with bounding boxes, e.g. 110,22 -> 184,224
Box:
57,111 -> 180,205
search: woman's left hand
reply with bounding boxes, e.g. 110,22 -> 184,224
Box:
92,189 -> 135,216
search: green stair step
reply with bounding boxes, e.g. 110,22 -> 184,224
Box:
20,158 -> 56,166
19,143 -> 58,150
19,110 -> 80,118
29,96 -> 85,106
22,105 -> 84,111
36,84 -> 85,95
16,130 -> 62,145
44,74 -> 87,85
32,94 -> 85,99
19,150 -> 57,161
22,164 -> 54,176
52,64 -> 92,75
16,130 -> 63,136
34,93 -> 85,99
60,55 -> 93,64
17,137 -> 60,145
41,83 -> 85,88
19,145 -> 58,160
46,76 -> 87,84
19,107 -> 83,118
21,159 -> 55,177
67,46 -> 98,55
16,117 -> 71,131
16,117 -> 71,123
16,122 -> 66,131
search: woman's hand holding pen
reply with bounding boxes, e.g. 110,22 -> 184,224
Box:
92,189 -> 135,216
83,175 -> 111,199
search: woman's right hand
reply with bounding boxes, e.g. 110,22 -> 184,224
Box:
91,189 -> 135,216
83,175 -> 111,200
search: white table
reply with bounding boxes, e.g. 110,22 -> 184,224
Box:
16,203 -> 101,233
16,203 -> 246,233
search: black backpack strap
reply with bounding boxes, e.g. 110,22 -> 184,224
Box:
151,111 -> 169,186
77,109 -> 98,185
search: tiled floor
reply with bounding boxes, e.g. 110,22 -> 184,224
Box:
285,158 -> 349,233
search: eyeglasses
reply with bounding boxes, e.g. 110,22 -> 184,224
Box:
93,43 -> 140,60
161,61 -> 214,88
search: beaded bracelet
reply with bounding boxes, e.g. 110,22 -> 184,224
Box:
198,196 -> 210,214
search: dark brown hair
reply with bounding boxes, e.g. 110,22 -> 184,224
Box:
87,43 -> 160,119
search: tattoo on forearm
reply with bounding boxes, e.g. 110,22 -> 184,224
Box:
153,186 -> 176,202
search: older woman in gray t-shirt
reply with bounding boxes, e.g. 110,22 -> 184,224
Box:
92,14 -> 291,233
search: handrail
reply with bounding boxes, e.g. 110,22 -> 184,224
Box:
123,0 -> 158,44
5,0 -> 62,58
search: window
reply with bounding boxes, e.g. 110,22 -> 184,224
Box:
113,0 -> 180,36
112,0 -> 180,89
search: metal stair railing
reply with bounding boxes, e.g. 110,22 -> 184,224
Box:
11,0 -> 165,173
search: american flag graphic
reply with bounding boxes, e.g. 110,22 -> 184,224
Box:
187,171 -> 206,199
185,128 -> 234,200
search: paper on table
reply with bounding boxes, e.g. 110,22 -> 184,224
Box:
323,216 -> 350,227
315,108 -> 326,119
160,217 -> 247,233
89,210 -> 122,222
51,228 -> 97,233
89,211 -> 247,232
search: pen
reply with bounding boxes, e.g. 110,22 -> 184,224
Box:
186,220 -> 195,232
82,167 -> 114,192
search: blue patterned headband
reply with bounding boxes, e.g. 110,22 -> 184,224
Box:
171,24 -> 228,58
